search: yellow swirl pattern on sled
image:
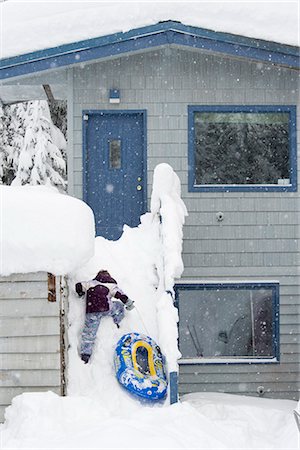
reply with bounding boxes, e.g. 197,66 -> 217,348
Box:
132,341 -> 156,377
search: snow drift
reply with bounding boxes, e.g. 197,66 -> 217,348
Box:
1,391 -> 298,449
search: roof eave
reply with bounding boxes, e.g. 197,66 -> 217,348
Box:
0,21 -> 299,80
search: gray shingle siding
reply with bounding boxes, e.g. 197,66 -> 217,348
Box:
0,273 -> 63,422
70,47 -> 300,400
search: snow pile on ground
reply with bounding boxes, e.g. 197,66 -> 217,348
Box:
0,185 -> 95,276
67,213 -> 163,409
67,163 -> 186,402
1,391 -> 298,449
1,1 -> 298,59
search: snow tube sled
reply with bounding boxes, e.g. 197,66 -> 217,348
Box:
114,333 -> 168,401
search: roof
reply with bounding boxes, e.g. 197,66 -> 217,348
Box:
2,1 -> 299,57
0,20 -> 299,81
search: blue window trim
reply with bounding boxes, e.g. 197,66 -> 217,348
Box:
174,282 -> 280,365
82,109 -> 147,209
188,105 -> 297,193
0,21 -> 299,80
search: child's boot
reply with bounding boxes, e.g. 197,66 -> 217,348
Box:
81,353 -> 91,364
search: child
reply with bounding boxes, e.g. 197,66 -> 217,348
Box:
75,270 -> 134,363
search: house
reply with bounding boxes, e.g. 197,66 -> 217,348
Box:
0,16 -> 299,405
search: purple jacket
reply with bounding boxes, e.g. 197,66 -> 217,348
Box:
75,271 -> 129,314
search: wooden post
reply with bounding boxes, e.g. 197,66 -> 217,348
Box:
47,273 -> 56,302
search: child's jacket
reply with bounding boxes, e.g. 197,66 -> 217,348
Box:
75,272 -> 129,313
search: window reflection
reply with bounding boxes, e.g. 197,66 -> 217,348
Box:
178,286 -> 276,359
193,110 -> 290,185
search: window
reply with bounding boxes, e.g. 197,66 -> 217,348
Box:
188,106 -> 297,192
109,139 -> 122,169
175,283 -> 279,363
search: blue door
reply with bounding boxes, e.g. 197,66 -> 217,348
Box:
83,111 -> 146,240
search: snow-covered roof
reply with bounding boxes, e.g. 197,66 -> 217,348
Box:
0,185 -> 95,276
1,1 -> 299,60
1,21 -> 299,85
1,0 -> 299,74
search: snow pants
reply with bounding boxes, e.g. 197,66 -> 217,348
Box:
80,301 -> 125,356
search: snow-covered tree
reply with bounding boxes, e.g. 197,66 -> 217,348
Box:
0,102 -> 27,185
0,104 -> 5,181
48,99 -> 67,139
0,100 -> 67,190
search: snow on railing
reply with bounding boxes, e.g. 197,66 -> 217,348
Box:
150,163 -> 188,402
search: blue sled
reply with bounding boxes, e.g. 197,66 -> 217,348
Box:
114,333 -> 168,401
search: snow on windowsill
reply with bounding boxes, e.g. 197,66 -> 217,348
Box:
175,279 -> 280,285
179,357 -> 278,365
193,184 -> 292,188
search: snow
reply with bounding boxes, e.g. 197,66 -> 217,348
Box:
10,101 -> 67,188
0,166 -> 299,448
65,164 -> 186,392
1,1 -> 299,60
67,215 -> 163,405
151,163 -> 188,372
1,391 -> 298,449
0,185 -> 95,276
151,163 -> 188,291
180,357 -> 278,364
